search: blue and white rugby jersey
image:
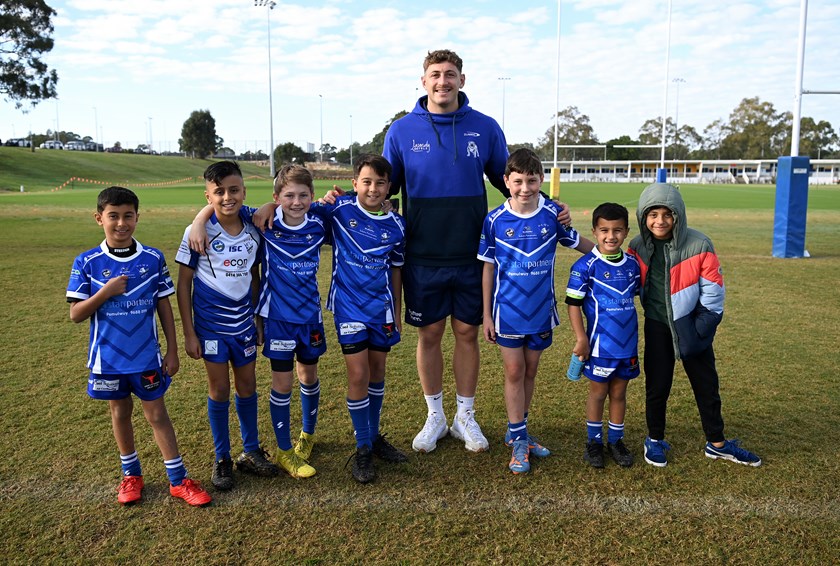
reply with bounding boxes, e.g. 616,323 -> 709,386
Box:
67,240 -> 175,374
321,196 -> 406,324
565,249 -> 640,359
242,207 -> 328,325
175,213 -> 261,336
478,196 -> 580,335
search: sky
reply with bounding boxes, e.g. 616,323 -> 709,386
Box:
4,0 -> 839,155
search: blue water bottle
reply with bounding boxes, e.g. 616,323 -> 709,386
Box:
567,353 -> 584,381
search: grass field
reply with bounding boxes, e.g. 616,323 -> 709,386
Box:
1,153 -> 838,564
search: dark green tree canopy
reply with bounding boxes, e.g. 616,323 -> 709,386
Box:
0,0 -> 59,108
274,142 -> 308,165
179,110 -> 217,158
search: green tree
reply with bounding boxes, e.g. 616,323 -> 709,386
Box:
358,111 -> 409,155
720,97 -> 787,159
604,135 -> 650,161
274,142 -> 307,165
799,118 -> 839,159
536,106 -> 600,160
0,0 -> 58,108
179,110 -> 217,158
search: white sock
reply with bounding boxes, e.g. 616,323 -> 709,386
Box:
456,394 -> 475,418
424,391 -> 444,416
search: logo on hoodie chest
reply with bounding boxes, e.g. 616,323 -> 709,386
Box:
411,140 -> 431,153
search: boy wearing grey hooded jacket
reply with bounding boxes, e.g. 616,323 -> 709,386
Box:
627,183 -> 761,468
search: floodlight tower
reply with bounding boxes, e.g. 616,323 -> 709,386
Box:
255,0 -> 277,177
497,77 -> 510,131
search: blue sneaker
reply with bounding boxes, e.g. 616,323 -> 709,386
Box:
705,439 -> 762,467
508,439 -> 530,474
644,437 -> 671,467
504,431 -> 551,458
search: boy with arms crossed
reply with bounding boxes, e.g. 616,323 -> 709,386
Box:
566,203 -> 640,469
176,161 -> 279,491
627,183 -> 761,467
67,186 -> 211,506
478,149 -> 591,474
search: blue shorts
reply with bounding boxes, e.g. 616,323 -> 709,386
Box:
262,319 -> 327,361
403,263 -> 483,327
198,330 -> 257,367
584,356 -> 640,383
87,368 -> 171,401
334,316 -> 400,351
495,329 -> 553,351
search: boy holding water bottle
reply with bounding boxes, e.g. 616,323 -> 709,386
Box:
565,202 -> 640,469
479,149 -> 592,475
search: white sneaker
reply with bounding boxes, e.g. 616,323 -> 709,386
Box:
450,410 -> 489,453
412,412 -> 448,453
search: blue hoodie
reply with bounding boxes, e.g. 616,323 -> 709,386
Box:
383,92 -> 509,266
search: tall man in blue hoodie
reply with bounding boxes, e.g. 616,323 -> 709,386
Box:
384,50 -> 572,454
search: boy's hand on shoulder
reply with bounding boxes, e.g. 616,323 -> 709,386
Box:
319,185 -> 346,205
554,201 -> 572,227
162,350 -> 180,378
253,203 -> 278,231
188,223 -> 209,255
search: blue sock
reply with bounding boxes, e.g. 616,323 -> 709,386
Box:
300,380 -> 321,435
508,420 -> 527,443
269,390 -> 292,451
235,392 -> 260,453
207,397 -> 231,460
608,421 -> 625,444
164,455 -> 187,486
586,420 -> 604,444
120,451 -> 142,477
368,380 -> 385,441
347,396 -> 371,448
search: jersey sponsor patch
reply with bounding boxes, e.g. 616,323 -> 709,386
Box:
592,365 -> 615,379
339,322 -> 366,336
244,345 -> 257,357
204,340 -> 218,355
90,378 -> 120,392
497,333 -> 525,339
270,339 -> 297,352
309,329 -> 324,348
141,369 -> 161,391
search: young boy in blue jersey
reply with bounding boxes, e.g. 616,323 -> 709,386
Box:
478,149 -> 593,475
187,164 -> 328,479
319,154 -> 409,484
627,183 -> 761,467
67,186 -> 211,507
176,161 -> 280,491
566,203 -> 640,469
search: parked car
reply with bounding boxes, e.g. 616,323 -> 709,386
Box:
40,140 -> 64,149
5,138 -> 31,147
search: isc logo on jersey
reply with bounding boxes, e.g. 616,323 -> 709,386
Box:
270,339 -> 296,352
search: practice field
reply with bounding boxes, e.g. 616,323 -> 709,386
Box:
0,179 -> 838,564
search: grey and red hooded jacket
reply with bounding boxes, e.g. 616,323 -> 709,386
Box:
627,183 -> 725,359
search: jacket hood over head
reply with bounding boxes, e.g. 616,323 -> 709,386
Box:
636,183 -> 687,248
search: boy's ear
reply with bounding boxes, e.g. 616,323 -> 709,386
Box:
94,211 -> 103,225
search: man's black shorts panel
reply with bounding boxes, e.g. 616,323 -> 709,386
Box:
403,263 -> 483,327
